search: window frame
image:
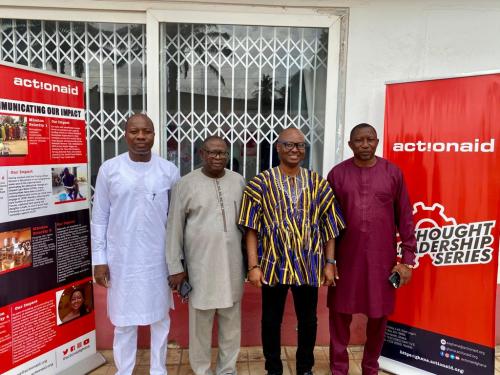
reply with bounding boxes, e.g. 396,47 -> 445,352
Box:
148,6 -> 348,176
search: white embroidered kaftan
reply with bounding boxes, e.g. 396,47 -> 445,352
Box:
91,152 -> 179,326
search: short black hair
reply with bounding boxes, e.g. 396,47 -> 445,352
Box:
349,123 -> 377,140
124,113 -> 154,132
202,135 -> 228,149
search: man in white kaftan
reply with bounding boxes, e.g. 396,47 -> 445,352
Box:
166,136 -> 245,375
91,114 -> 179,375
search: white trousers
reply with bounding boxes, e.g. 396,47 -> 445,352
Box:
188,301 -> 241,375
113,315 -> 170,375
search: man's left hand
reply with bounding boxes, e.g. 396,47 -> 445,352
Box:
322,264 -> 338,286
391,264 -> 412,286
168,272 -> 187,291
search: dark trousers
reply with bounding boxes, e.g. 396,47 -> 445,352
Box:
261,284 -> 318,375
329,310 -> 388,375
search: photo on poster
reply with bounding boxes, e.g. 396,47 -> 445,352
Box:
0,114 -> 28,157
51,166 -> 88,203
56,280 -> 93,325
0,227 -> 32,274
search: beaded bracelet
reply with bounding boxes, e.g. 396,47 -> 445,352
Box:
247,264 -> 261,272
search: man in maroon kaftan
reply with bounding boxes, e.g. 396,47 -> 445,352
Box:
327,123 -> 416,375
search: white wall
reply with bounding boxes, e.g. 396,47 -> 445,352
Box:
2,0 -> 500,160
339,0 -> 500,286
341,0 -> 500,158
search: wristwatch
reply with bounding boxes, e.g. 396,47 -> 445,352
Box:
326,258 -> 336,265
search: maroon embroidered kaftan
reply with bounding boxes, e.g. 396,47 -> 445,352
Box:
327,157 -> 416,318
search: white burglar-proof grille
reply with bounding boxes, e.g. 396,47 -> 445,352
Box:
0,19 -> 146,192
161,23 -> 329,178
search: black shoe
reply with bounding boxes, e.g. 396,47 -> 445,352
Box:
266,373 -> 283,375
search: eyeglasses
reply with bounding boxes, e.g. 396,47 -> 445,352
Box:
203,149 -> 229,158
277,141 -> 307,151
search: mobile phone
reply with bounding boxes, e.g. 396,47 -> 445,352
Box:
179,279 -> 192,299
388,271 -> 401,288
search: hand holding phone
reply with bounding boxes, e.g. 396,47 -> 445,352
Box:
388,271 -> 401,288
179,279 -> 192,299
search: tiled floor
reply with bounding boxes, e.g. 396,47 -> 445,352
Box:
87,345 -> 414,374
89,345 -> 500,374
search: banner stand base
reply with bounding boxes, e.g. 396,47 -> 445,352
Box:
57,352 -> 106,375
379,356 -> 434,375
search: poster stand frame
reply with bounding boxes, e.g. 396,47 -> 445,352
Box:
379,357 -> 434,375
0,60 -> 104,375
58,352 -> 106,375
385,69 -> 500,84
380,70 -> 499,375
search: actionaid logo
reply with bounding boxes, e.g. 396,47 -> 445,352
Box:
392,139 -> 495,153
411,203 -> 495,267
13,77 -> 79,95
62,338 -> 90,357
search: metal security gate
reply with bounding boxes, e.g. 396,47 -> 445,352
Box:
160,23 -> 329,179
0,19 -> 146,192
1,7 -> 346,184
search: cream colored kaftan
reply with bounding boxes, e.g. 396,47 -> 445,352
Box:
166,168 -> 246,310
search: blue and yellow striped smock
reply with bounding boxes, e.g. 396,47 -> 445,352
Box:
238,167 -> 345,286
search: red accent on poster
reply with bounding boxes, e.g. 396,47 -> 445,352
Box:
0,65 -> 83,108
0,278 -> 95,374
0,63 -> 86,167
382,73 -> 500,374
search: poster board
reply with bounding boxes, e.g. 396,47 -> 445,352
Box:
0,61 -> 104,375
380,73 -> 500,374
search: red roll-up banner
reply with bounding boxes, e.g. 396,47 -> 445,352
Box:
0,61 -> 104,374
380,73 -> 500,374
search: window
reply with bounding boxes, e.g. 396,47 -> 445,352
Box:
161,23 -> 329,178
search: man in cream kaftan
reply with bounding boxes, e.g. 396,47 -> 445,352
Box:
91,114 -> 179,375
166,136 -> 245,375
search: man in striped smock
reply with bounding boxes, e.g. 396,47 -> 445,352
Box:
238,128 -> 345,375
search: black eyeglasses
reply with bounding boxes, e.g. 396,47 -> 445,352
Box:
203,149 -> 230,158
277,141 -> 307,151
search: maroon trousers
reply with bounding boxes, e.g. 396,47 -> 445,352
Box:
329,310 -> 387,375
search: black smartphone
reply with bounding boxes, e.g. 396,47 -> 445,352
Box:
179,279 -> 192,299
388,271 -> 401,288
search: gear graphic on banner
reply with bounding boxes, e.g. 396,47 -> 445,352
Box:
397,202 -> 496,268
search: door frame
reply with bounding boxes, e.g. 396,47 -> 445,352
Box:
147,6 -> 348,175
